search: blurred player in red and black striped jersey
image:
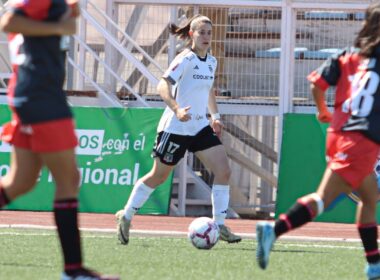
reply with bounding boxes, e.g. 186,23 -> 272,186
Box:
256,3 -> 380,278
0,1 -> 118,279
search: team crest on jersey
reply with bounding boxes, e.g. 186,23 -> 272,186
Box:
163,153 -> 173,163
208,65 -> 213,73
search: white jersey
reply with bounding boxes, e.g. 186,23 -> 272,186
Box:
157,49 -> 217,135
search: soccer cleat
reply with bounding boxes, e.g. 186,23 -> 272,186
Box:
115,209 -> 131,245
218,224 -> 242,243
256,221 -> 276,270
366,262 -> 380,280
61,267 -> 120,280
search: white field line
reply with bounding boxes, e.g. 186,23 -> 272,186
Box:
0,230 -> 363,250
277,242 -> 361,250
0,223 -> 361,243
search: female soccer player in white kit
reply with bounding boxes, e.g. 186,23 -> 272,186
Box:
116,14 -> 241,244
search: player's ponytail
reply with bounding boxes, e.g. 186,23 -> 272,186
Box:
354,2 -> 380,58
169,14 -> 212,41
169,21 -> 191,41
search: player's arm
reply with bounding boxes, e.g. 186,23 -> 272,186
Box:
311,83 -> 332,123
208,89 -> 223,137
157,78 -> 191,122
0,11 -> 77,36
308,49 -> 346,123
208,89 -> 219,118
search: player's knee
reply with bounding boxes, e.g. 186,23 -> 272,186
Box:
360,198 -> 377,211
298,193 -> 324,218
8,181 -> 36,197
310,193 -> 324,216
72,168 -> 80,188
55,168 -> 81,196
224,166 -> 232,181
215,165 -> 231,183
156,173 -> 170,185
146,172 -> 169,186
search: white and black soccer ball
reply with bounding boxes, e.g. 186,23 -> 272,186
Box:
188,217 -> 219,250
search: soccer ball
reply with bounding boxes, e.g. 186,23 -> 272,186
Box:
188,217 -> 219,249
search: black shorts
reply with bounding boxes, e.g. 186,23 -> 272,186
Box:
152,125 -> 222,165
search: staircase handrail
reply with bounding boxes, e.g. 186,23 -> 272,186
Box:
80,7 -> 159,88
87,0 -> 164,73
66,55 -> 123,107
72,34 -> 149,106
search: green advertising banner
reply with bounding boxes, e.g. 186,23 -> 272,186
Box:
276,113 -> 380,224
0,105 -> 172,215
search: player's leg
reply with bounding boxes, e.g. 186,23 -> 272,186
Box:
116,131 -> 185,245
0,146 -> 42,208
195,144 -> 231,186
195,145 -> 230,223
40,149 -> 119,280
286,169 -> 351,235
256,168 -> 352,270
39,149 -> 83,274
195,144 -> 241,243
123,158 -> 175,219
289,168 -> 352,232
115,158 -> 175,244
256,131 -> 372,269
355,173 -> 380,280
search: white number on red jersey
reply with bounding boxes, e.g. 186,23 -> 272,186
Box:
342,69 -> 380,117
8,34 -> 26,65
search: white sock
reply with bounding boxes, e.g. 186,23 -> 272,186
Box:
124,181 -> 154,220
212,184 -> 230,225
